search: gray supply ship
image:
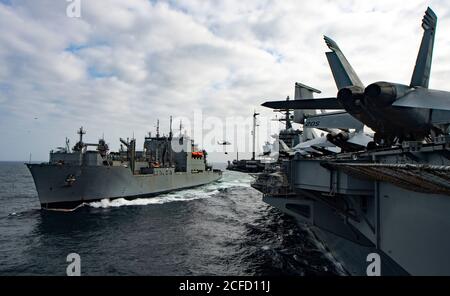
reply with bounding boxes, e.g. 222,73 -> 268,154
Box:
27,121 -> 222,210
254,7 -> 450,275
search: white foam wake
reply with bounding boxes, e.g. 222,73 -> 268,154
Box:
88,171 -> 253,209
89,188 -> 220,209
214,171 -> 254,189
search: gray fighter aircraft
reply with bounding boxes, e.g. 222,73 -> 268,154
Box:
262,7 -> 450,146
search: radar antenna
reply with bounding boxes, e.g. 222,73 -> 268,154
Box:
78,127 -> 86,144
73,127 -> 86,152
169,116 -> 173,140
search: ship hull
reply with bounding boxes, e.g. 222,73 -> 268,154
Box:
310,226 -> 408,276
27,164 -> 222,209
261,175 -> 450,275
262,195 -> 410,275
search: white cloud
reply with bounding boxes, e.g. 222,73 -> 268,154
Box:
0,0 -> 449,162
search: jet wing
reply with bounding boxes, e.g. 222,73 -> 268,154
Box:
304,111 -> 364,130
293,137 -> 340,155
262,98 -> 342,110
347,131 -> 373,147
393,88 -> 450,111
279,139 -> 293,154
314,146 -> 341,154
294,136 -> 336,149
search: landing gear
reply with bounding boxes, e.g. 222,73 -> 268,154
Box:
373,132 -> 396,148
367,141 -> 377,150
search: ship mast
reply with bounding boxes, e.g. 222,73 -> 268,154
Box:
65,138 -> 71,153
284,96 -> 292,130
252,111 -> 260,161
156,119 -> 160,138
78,127 -> 86,145
73,127 -> 86,152
179,120 -> 183,137
276,96 -> 292,129
169,116 -> 173,140
169,116 -> 173,166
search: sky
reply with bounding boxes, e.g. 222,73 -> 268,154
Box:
0,0 -> 449,162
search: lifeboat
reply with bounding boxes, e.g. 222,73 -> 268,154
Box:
191,151 -> 204,158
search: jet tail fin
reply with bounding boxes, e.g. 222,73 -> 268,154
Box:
410,7 -> 437,89
324,36 -> 365,90
293,82 -> 322,124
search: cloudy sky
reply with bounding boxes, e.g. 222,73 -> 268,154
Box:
0,0 -> 449,162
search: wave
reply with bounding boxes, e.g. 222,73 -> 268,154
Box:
213,172 -> 254,189
304,226 -> 348,276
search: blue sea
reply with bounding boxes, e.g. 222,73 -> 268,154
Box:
0,162 -> 343,276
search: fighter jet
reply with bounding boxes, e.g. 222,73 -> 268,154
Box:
276,82 -> 373,152
262,7 -> 450,146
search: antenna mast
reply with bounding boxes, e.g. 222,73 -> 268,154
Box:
285,96 -> 292,129
156,119 -> 160,138
65,137 -> 71,153
252,111 -> 260,161
169,116 -> 173,139
78,127 -> 86,144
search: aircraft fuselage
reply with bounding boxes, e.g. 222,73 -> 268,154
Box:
339,82 -> 435,141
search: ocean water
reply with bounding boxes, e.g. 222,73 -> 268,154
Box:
0,162 -> 343,276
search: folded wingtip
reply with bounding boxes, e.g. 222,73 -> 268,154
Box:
422,7 -> 438,30
324,35 -> 339,51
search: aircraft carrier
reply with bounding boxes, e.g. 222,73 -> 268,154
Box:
253,7 -> 450,275
27,120 -> 222,210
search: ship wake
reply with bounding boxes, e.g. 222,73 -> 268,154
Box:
88,172 -> 252,209
88,188 -> 219,209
